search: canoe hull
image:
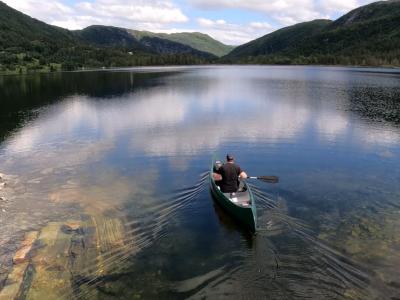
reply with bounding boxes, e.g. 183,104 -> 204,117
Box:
210,163 -> 257,233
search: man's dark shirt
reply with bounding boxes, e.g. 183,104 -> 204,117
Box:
216,162 -> 242,193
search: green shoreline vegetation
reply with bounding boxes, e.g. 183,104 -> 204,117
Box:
0,50 -> 213,75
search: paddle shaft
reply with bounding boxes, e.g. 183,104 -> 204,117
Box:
247,176 -> 279,183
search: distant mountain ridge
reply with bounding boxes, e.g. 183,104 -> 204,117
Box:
224,0 -> 400,66
129,30 -> 234,57
75,25 -> 218,59
75,25 -> 146,51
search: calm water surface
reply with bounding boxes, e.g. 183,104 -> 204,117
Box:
0,66 -> 400,299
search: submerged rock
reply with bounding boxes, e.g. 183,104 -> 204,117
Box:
0,203 -> 133,299
0,262 -> 30,300
26,222 -> 79,299
0,231 -> 38,299
61,221 -> 83,234
13,231 -> 39,264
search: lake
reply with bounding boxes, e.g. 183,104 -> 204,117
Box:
0,66 -> 399,299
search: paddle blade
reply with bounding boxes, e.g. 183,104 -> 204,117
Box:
257,176 -> 279,183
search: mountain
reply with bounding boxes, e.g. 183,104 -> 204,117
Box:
75,25 -> 148,52
224,0 -> 400,66
0,1 -> 75,51
75,26 -> 216,59
130,30 -> 234,57
226,19 -> 331,59
138,36 -> 215,58
0,1 -> 215,74
76,26 -> 229,57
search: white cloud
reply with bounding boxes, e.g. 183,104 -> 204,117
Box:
196,18 -> 274,44
191,0 -> 322,25
317,0 -> 364,13
249,22 -> 273,30
190,0 -> 384,26
3,0 -> 188,30
197,17 -> 215,27
76,0 -> 188,24
3,0 -> 74,25
322,0 -> 386,14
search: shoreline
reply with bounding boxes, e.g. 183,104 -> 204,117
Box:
1,63 -> 400,77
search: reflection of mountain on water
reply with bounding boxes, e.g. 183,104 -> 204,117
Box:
0,68 -> 184,142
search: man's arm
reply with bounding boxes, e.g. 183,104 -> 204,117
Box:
237,165 -> 247,179
213,173 -> 222,181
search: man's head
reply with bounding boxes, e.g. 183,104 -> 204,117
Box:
226,154 -> 234,162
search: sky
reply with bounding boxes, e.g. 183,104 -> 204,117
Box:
4,0 -> 382,45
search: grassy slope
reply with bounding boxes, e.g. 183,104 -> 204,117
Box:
130,30 -> 234,57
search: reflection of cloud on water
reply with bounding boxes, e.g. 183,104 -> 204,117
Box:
99,89 -> 186,134
354,126 -> 400,146
4,97 -> 98,154
5,124 -> 42,154
315,111 -> 349,142
3,67 -> 400,164
3,138 -> 114,174
49,168 -> 158,216
130,101 -> 312,157
3,88 -> 186,156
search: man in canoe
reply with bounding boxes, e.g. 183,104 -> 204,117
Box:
214,154 -> 248,193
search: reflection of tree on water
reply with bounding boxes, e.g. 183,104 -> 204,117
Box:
347,85 -> 400,125
0,70 -> 181,142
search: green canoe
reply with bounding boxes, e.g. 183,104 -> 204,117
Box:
210,160 -> 257,233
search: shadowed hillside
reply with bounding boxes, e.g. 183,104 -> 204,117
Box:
223,0 -> 400,66
76,26 -> 216,59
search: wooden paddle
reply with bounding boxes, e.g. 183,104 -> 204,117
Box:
247,176 -> 279,183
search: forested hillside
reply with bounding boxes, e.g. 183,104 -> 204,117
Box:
0,2 -> 215,74
226,20 -> 331,60
76,26 -> 216,59
224,0 -> 400,66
